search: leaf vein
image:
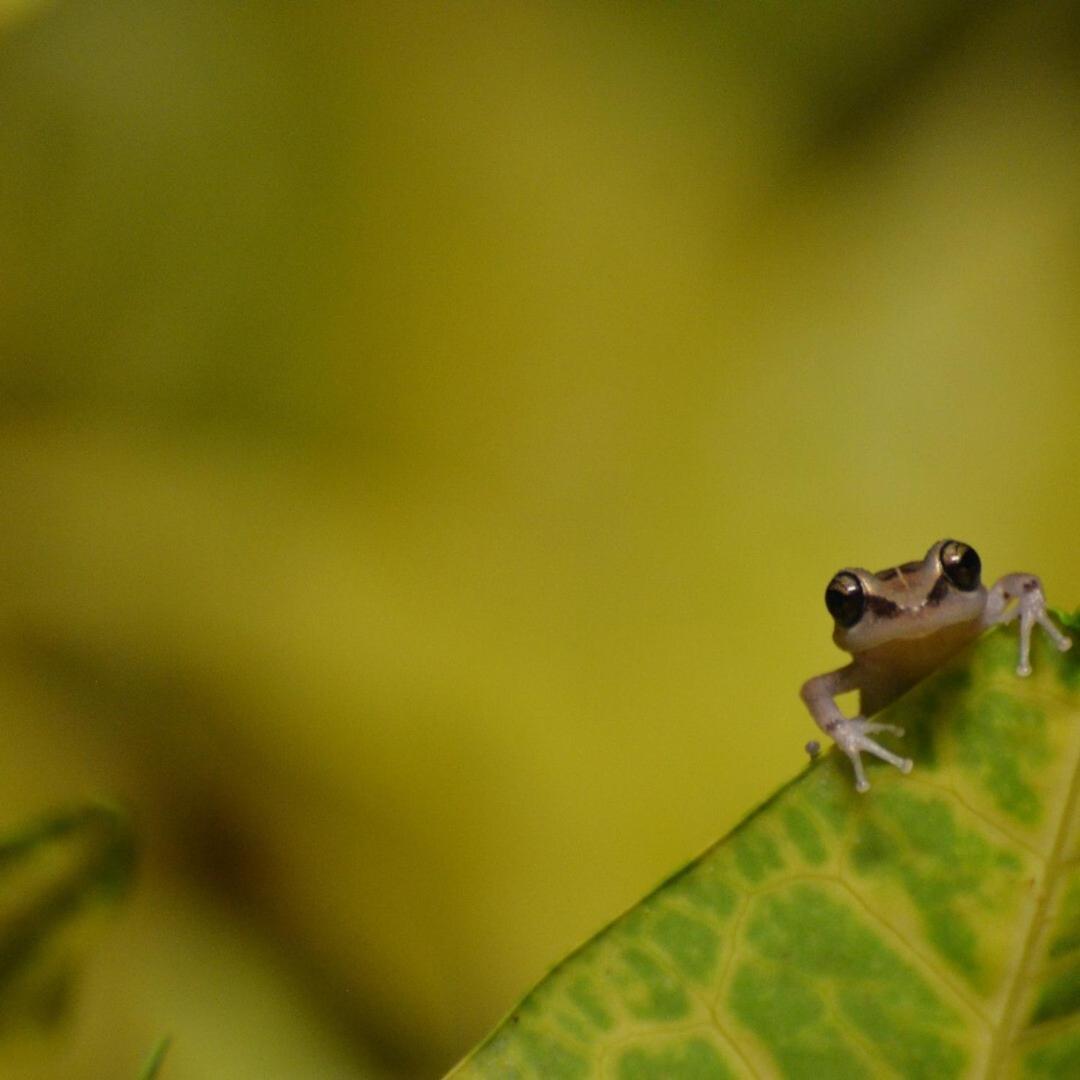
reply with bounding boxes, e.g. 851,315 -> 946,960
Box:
986,713 -> 1080,1077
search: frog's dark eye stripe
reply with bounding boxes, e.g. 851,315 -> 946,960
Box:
926,574 -> 951,604
825,572 -> 865,628
940,539 -> 981,592
866,595 -> 901,618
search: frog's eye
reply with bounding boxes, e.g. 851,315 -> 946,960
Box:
940,540 -> 981,591
825,572 -> 865,628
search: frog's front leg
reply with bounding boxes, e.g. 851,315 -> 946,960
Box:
984,573 -> 1072,676
800,665 -> 913,793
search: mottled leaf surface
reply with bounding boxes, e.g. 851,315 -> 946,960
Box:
448,616 -> 1080,1079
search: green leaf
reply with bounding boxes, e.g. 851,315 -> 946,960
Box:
448,616 -> 1080,1078
138,1036 -> 171,1080
0,802 -> 136,1039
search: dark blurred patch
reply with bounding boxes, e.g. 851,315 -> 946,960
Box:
169,785 -> 270,918
803,2 -> 1005,155
717,0 -> 1077,174
5,622 -> 271,904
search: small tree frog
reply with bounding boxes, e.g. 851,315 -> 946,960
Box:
801,539 -> 1072,792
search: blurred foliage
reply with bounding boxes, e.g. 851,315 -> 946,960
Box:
138,1037 -> 171,1080
0,803 -> 133,1047
2,1 -> 1080,1077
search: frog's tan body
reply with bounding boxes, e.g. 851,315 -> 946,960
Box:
801,538 -> 1072,792
853,620 -> 983,715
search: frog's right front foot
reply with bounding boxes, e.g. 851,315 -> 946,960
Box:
828,716 -> 913,793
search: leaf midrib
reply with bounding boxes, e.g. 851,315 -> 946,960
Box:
986,690 -> 1080,1078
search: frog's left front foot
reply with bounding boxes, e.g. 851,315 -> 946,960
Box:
989,574 -> 1073,676
830,717 -> 913,794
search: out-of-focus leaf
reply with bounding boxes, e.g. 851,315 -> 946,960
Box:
137,1036 -> 170,1080
0,803 -> 135,1039
449,615 -> 1080,1078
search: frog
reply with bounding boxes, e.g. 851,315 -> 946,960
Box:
800,538 -> 1073,792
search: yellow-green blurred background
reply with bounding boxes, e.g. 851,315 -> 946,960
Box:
2,1 -> 1080,1076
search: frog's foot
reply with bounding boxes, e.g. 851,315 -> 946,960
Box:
991,574 -> 1073,676
829,717 -> 913,794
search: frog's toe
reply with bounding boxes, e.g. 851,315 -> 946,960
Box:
858,736 -> 911,775
832,718 -> 912,791
1039,611 -> 1074,652
861,721 -> 904,738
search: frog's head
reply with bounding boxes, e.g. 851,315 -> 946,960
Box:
825,538 -> 986,654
